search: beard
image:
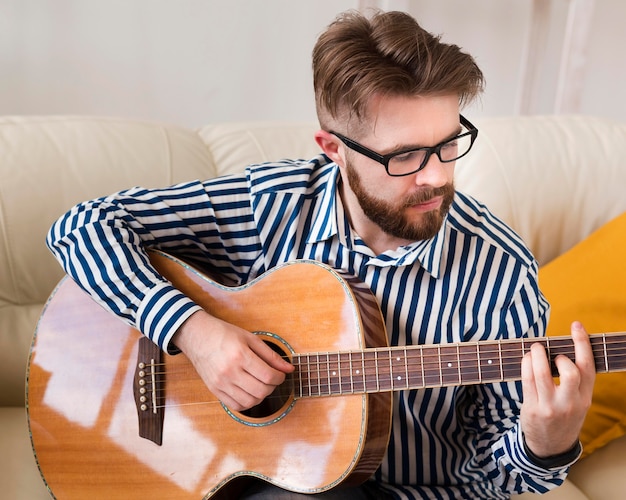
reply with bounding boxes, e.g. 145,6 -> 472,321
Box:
345,161 -> 455,241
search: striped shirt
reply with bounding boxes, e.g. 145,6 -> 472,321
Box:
47,155 -> 569,499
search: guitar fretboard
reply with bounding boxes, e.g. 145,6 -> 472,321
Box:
293,333 -> 626,398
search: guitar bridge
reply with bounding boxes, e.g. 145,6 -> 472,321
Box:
133,337 -> 165,445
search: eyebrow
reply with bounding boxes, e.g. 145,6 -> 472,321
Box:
384,125 -> 464,155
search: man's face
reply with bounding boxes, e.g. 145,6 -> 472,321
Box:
339,93 -> 460,243
345,160 -> 455,241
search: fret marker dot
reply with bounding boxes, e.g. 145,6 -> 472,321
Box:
396,357 -> 401,361
356,370 -> 360,375
447,362 -> 452,368
332,371 -> 337,376
488,359 -> 492,364
397,376 -> 402,380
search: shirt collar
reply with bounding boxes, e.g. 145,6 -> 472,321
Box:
306,164 -> 341,243
306,162 -> 447,278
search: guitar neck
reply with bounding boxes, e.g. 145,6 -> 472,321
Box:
293,332 -> 626,398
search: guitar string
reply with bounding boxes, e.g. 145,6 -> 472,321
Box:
140,341 -> 626,382
137,340 -> 626,408
141,340 -> 626,383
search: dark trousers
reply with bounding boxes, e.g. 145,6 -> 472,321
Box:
240,480 -> 393,499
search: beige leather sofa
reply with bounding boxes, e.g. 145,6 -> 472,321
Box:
2,115 -> 626,499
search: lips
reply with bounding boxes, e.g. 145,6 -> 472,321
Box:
410,195 -> 443,212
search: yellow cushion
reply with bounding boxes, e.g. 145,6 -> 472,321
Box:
539,211 -> 626,458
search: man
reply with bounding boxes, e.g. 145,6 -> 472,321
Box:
47,9 -> 595,500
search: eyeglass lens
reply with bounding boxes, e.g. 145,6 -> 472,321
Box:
387,133 -> 473,176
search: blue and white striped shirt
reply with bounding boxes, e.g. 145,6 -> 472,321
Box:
47,155 -> 569,499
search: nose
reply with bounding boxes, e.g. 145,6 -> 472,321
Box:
413,152 -> 453,188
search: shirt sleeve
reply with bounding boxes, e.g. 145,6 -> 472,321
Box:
466,261 -> 575,494
46,178 -> 261,353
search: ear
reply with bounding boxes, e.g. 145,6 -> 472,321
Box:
315,130 -> 345,167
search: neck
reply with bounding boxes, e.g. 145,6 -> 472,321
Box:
292,332 -> 626,398
338,179 -> 411,255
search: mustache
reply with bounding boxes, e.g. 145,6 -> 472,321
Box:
403,184 -> 453,207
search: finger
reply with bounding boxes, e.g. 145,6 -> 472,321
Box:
222,367 -> 284,411
213,381 -> 260,412
248,335 -> 294,376
552,354 -> 580,393
571,321 -> 596,396
521,349 -> 538,404
528,341 -> 556,400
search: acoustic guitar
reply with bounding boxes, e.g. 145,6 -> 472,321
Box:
27,250 -> 626,499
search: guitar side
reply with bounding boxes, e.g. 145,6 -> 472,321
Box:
27,252 -> 391,499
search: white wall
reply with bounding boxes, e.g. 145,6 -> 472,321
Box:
1,0 -> 624,128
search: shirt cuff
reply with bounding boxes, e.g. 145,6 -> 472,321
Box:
523,435 -> 583,469
136,281 -> 203,354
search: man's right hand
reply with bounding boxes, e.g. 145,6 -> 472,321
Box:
172,310 -> 294,412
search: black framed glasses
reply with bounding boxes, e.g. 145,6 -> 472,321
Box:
330,115 -> 478,177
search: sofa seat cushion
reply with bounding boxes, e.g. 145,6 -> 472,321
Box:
0,407 -> 50,499
567,433 -> 626,499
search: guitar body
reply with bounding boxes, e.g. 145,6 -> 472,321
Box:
27,251 -> 391,499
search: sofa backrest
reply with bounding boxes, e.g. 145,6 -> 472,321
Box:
456,115 -> 626,266
0,116 -> 216,406
2,115 -> 626,407
198,116 -> 626,266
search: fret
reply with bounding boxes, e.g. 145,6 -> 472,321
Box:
378,350 -> 392,392
302,353 -> 316,397
403,346 -> 423,389
316,353 -> 322,396
421,345 -> 439,387
325,353 -> 331,395
477,343 -> 501,382
361,350 -> 375,392
456,344 -> 462,383
314,353 -> 323,396
603,333 -> 609,372
544,337 -> 559,376
344,351 -> 352,393
588,334 -> 626,373
545,337 -> 556,376
403,347 -> 409,388
386,350 -> 408,390
345,351 -> 355,393
608,335 -> 626,372
374,351 -> 380,392
590,335 -> 609,373
458,344 -> 481,385
302,353 -> 312,397
337,352 -> 346,394
498,340 -> 522,381
437,345 -> 443,386
348,352 -> 354,394
322,353 -> 332,396
294,355 -> 303,398
419,345 -> 425,389
439,345 -> 461,386
396,351 -> 407,389
476,343 -> 482,383
328,353 -> 340,395
360,351 -> 367,393
396,347 -> 409,389
349,351 -> 365,394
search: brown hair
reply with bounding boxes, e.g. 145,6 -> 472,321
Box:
312,10 -> 484,131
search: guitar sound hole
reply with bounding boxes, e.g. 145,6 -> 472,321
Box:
240,340 -> 294,419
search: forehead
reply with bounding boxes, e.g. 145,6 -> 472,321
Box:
357,93 -> 461,146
